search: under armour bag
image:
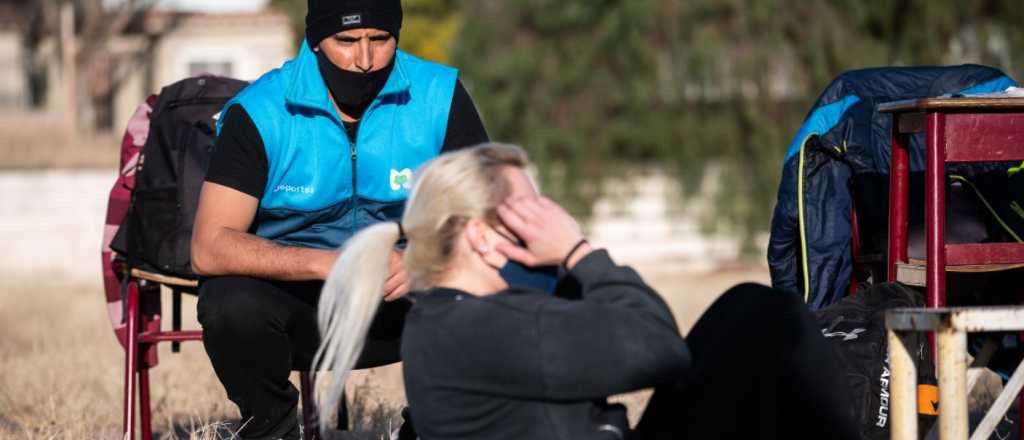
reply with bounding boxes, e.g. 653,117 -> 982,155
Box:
815,282 -> 937,440
110,75 -> 248,278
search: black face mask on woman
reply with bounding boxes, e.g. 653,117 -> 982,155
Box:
316,49 -> 395,119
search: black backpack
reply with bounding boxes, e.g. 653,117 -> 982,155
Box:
111,76 -> 248,279
815,282 -> 937,440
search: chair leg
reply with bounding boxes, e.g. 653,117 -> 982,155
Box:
140,365 -> 153,440
123,280 -> 140,440
336,392 -> 349,432
1019,332 -> 1024,440
300,372 -> 319,440
171,289 -> 181,353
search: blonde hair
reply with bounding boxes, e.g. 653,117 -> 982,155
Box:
313,143 -> 529,431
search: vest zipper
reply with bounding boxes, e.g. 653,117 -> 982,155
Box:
349,101 -> 376,232
344,99 -> 379,233
350,127 -> 358,231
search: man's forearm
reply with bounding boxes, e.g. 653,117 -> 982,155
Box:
192,227 -> 336,281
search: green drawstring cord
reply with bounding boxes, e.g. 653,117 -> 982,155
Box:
950,174 -> 1023,243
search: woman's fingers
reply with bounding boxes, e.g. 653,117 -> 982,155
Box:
511,196 -> 545,222
497,195 -> 585,266
496,203 -> 531,237
495,240 -> 540,266
499,196 -> 549,240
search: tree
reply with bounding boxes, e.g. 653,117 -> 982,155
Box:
453,0 -> 1024,250
25,0 -> 159,130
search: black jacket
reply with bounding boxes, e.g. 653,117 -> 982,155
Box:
401,250 -> 691,440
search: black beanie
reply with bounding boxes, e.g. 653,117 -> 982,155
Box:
305,0 -> 403,47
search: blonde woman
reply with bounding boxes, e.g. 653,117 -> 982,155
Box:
315,144 -> 857,439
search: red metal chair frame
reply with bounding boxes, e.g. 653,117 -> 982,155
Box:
121,268 -> 320,440
882,96 -> 1024,437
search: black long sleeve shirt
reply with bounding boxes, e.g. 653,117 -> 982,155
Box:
401,250 -> 692,440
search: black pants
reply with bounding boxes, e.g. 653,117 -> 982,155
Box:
633,283 -> 859,440
197,276 -> 409,440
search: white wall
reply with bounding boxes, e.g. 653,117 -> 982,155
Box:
111,13 -> 293,134
0,170 -> 113,284
0,169 -> 748,284
0,31 -> 27,109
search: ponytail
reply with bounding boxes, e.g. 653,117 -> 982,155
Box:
312,221 -> 401,431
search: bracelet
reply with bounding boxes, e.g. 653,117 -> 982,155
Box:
561,238 -> 590,270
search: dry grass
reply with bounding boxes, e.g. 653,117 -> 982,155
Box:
0,278 -> 409,440
0,258 -> 768,439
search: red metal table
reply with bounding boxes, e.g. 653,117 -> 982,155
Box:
881,96 -> 1024,438
880,96 -> 1024,308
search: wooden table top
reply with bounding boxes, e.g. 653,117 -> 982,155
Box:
879,96 -> 1024,113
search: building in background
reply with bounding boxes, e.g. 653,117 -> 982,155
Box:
110,7 -> 292,132
0,3 -> 30,109
9,0 -> 292,134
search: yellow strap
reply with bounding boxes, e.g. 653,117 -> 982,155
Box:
950,175 -> 1023,243
797,134 -> 813,303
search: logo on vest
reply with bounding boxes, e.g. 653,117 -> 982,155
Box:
342,14 -> 362,26
273,184 -> 315,195
390,168 -> 413,191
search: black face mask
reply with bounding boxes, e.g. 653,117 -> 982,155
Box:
316,49 -> 395,119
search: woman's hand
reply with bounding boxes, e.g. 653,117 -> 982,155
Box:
495,196 -> 592,268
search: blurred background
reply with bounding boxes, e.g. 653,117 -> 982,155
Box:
1,0 -> 1022,438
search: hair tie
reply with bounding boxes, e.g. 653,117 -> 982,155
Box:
561,238 -> 590,270
395,221 -> 406,240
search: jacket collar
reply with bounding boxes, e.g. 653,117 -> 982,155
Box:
284,39 -> 412,114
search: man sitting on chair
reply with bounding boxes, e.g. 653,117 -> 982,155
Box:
189,0 -> 488,438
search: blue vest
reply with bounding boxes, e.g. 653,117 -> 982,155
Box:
217,41 -> 457,249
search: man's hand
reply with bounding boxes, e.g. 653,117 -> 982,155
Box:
383,249 -> 410,301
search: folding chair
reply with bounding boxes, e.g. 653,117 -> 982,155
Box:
118,266 -> 321,440
102,92 -> 326,440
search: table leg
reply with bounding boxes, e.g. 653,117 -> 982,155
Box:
889,116 -> 911,281
889,328 -> 919,440
926,112 -> 947,309
937,325 -> 968,440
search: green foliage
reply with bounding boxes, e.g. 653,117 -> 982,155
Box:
269,0 -> 462,62
453,0 -> 1024,249
400,0 -> 462,63
270,0 -> 1024,251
